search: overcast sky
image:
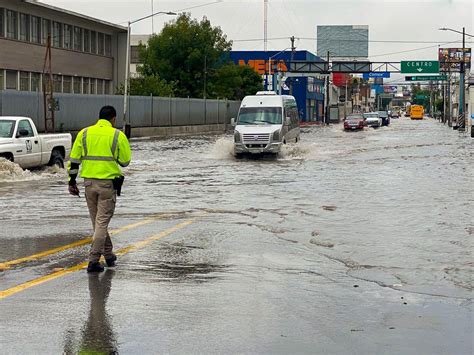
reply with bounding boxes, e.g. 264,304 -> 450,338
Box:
43,0 -> 472,71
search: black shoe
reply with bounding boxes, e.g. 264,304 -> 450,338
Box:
105,254 -> 117,267
87,261 -> 104,273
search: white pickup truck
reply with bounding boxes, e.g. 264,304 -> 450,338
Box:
0,116 -> 72,169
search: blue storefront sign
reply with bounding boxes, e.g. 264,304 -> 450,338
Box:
363,72 -> 391,79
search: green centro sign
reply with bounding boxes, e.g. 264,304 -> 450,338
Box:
401,60 -> 440,74
405,75 -> 447,81
415,95 -> 428,99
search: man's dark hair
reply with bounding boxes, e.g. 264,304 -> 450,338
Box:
99,106 -> 117,121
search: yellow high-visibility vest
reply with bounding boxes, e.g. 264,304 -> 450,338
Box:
68,119 -> 131,180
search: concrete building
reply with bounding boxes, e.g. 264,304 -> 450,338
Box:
130,34 -> 151,78
0,0 -> 127,95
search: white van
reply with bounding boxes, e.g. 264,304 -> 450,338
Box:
232,92 -> 300,156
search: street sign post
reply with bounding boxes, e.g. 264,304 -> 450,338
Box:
401,61 -> 439,74
363,72 -> 390,79
405,75 -> 447,81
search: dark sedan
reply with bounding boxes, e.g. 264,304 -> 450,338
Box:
377,111 -> 391,126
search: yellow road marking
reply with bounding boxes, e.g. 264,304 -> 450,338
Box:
0,214 -> 173,270
0,219 -> 194,300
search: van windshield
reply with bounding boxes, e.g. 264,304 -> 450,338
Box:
237,107 -> 282,125
0,120 -> 15,138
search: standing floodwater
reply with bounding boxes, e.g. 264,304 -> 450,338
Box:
0,118 -> 472,354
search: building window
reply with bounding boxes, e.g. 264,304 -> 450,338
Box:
52,22 -> 62,48
6,10 -> 17,40
73,27 -> 82,51
41,19 -> 51,44
6,70 -> 17,90
104,80 -> 110,95
105,34 -> 112,56
0,70 -> 4,90
31,72 -> 41,92
83,77 -> 89,94
20,71 -> 29,91
130,46 -> 141,64
53,74 -> 62,92
97,79 -> 104,94
63,76 -> 72,93
64,24 -> 72,49
19,13 -> 30,41
83,29 -> 90,52
90,31 -> 97,54
0,9 -> 4,38
73,77 -> 81,94
98,32 -> 104,55
90,78 -> 97,94
31,16 -> 41,43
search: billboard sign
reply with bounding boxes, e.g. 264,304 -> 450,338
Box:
438,48 -> 471,71
317,25 -> 369,58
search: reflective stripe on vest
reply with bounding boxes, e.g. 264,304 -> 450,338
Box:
81,128 -> 120,162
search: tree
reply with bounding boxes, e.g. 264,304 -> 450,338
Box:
208,63 -> 264,100
116,75 -> 175,97
139,13 -> 232,98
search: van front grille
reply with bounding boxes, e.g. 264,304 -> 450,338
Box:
243,133 -> 270,143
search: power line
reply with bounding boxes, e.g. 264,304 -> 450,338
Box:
369,41 -> 460,58
232,36 -> 472,44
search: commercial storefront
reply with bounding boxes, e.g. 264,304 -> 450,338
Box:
229,50 -> 326,122
0,0 -> 127,95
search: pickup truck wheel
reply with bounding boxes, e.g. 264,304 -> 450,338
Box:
48,150 -> 64,169
0,153 -> 14,162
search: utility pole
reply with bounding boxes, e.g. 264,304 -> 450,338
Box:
42,35 -> 55,133
290,36 -> 296,96
263,0 -> 268,52
459,27 -> 466,131
325,51 -> 330,125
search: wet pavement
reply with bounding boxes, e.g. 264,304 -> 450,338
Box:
0,118 -> 472,354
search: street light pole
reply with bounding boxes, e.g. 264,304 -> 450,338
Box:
122,11 -> 177,138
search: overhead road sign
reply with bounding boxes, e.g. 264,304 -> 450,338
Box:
332,61 -> 370,73
290,61 -> 329,73
363,72 -> 390,79
415,95 -> 428,99
401,61 -> 439,74
405,75 -> 447,81
289,61 -> 401,74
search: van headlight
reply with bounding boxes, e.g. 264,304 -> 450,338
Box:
272,130 -> 281,142
234,131 -> 241,143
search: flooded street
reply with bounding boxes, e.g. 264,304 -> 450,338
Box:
1,118 -> 473,354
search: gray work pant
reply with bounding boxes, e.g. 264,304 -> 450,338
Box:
84,178 -> 116,263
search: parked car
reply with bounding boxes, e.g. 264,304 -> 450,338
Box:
363,112 -> 382,128
0,116 -> 71,169
344,114 -> 365,131
390,110 -> 400,118
377,111 -> 391,126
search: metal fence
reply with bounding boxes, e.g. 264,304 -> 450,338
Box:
0,91 -> 240,133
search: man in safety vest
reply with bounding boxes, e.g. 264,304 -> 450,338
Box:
68,106 -> 131,273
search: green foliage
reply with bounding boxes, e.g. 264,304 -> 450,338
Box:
208,64 -> 264,100
139,13 -> 232,98
116,75 -> 175,97
434,98 -> 444,112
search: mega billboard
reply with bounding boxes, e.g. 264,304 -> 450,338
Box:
438,48 -> 472,71
317,25 -> 369,58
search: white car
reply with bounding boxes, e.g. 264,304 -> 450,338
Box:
0,116 -> 71,169
363,112 -> 382,128
232,93 -> 300,156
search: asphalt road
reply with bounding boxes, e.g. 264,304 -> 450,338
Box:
0,118 -> 472,354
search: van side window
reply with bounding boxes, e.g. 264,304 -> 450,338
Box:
18,120 -> 34,137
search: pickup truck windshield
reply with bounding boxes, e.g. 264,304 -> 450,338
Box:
238,107 -> 282,125
0,120 -> 15,138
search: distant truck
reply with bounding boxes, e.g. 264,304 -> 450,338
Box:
410,105 -> 424,120
0,116 -> 71,169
